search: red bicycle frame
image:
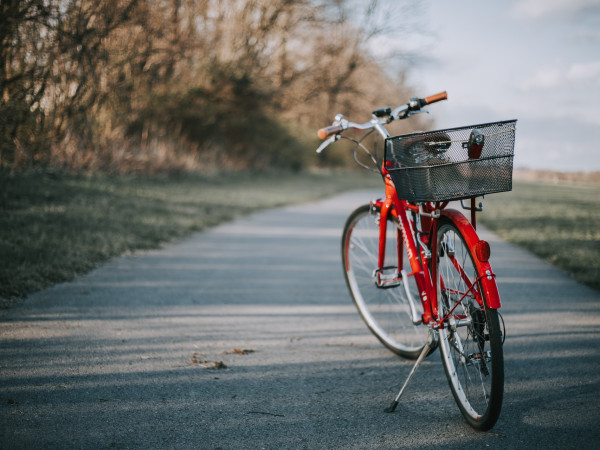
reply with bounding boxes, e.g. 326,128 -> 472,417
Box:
372,168 -> 501,328
318,91 -> 509,429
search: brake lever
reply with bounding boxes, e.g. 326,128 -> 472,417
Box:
407,109 -> 429,117
316,134 -> 339,153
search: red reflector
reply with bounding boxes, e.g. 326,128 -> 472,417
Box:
467,129 -> 485,159
475,240 -> 491,262
468,143 -> 483,159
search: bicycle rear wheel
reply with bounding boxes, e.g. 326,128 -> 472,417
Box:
437,219 -> 504,430
342,204 -> 428,359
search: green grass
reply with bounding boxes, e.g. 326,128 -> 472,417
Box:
0,170 -> 380,304
2,172 -> 598,307
479,180 -> 600,291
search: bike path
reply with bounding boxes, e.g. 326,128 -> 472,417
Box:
1,191 -> 599,449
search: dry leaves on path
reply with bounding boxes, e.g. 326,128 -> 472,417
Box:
190,352 -> 228,370
221,348 -> 255,355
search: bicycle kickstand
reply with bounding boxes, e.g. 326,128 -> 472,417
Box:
384,327 -> 438,413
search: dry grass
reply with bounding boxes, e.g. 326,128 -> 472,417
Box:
3,168 -> 597,311
0,169 -> 380,305
480,179 -> 600,291
514,169 -> 600,184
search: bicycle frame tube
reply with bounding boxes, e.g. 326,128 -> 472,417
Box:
375,178 -> 501,323
378,178 -> 422,275
373,165 -> 500,324
376,176 -> 436,323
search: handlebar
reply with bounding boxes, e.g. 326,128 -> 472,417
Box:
317,124 -> 343,140
423,91 -> 448,106
317,91 -> 447,141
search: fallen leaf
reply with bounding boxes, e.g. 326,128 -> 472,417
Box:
190,352 -> 209,365
222,348 -> 255,355
205,361 -> 227,370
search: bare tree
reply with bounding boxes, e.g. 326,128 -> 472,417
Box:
0,0 -> 421,172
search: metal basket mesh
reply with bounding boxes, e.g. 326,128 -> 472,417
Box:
385,120 -> 517,202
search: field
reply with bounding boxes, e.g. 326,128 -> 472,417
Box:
2,171 -> 598,308
0,170 -> 380,305
479,180 -> 600,291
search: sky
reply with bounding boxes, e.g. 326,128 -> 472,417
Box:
372,0 -> 600,172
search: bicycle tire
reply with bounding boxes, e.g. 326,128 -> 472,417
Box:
436,219 -> 504,430
341,204 -> 428,359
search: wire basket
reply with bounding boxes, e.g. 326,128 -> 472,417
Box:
385,120 -> 517,202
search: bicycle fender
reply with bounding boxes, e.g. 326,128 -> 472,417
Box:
440,209 -> 502,309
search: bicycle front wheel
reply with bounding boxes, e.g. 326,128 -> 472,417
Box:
437,219 -> 504,430
342,204 -> 428,359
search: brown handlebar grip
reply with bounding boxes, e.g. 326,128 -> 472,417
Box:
318,124 -> 343,140
424,91 -> 448,105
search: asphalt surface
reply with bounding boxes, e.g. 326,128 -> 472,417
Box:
1,191 -> 599,449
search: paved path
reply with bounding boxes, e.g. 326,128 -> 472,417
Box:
1,191 -> 599,449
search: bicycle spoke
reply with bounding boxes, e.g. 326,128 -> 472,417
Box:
437,221 -> 503,430
342,205 -> 427,358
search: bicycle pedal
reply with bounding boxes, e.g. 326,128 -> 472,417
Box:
374,266 -> 402,289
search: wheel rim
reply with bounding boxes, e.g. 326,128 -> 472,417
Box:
437,224 -> 496,420
344,209 -> 427,354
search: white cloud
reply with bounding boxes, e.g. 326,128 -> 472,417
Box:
408,1 -> 600,171
518,61 -> 600,92
567,61 -> 600,82
511,0 -> 600,19
573,28 -> 600,43
519,67 -> 563,90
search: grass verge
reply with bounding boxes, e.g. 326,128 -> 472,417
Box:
3,173 -> 598,308
479,180 -> 600,291
1,170 -> 380,305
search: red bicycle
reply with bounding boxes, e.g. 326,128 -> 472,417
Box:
317,92 -> 516,430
